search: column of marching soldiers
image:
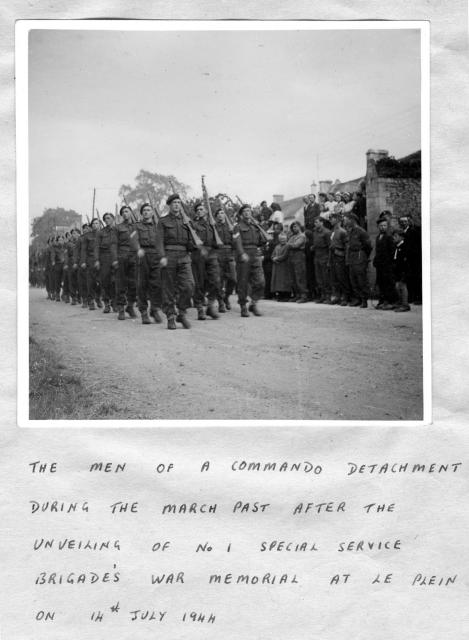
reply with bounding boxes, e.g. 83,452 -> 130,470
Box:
32,188 -> 270,330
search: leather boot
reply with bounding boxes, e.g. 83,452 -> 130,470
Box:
206,304 -> 219,319
176,313 -> 191,329
197,308 -> 206,321
88,301 -> 96,310
103,304 -> 111,313
224,296 -> 231,310
218,300 -> 226,313
150,308 -> 163,324
126,305 -> 137,318
141,311 -> 151,324
240,304 -> 249,318
167,315 -> 177,330
96,299 -> 103,308
118,308 -> 126,320
82,301 -> 87,309
248,302 -> 262,316
71,298 -> 77,306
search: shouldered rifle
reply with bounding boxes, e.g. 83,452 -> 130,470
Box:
215,193 -> 235,231
146,192 -> 161,226
96,209 -> 104,229
168,179 -> 203,248
123,196 -> 138,223
201,175 -> 223,247
236,195 -> 271,243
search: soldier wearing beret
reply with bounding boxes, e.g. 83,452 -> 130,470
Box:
94,212 -> 117,314
232,204 -> 266,317
191,201 -> 222,320
130,203 -> 164,325
111,205 -> 137,320
343,212 -> 372,308
215,207 -> 237,311
156,193 -> 195,330
80,217 -> 101,310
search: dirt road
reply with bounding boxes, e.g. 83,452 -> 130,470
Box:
29,288 -> 423,421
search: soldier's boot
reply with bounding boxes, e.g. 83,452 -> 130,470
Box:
64,295 -> 70,303
176,313 -> 191,329
360,300 -> 368,308
125,304 -> 137,319
206,304 -> 219,320
224,296 -> 231,310
248,302 -> 262,316
297,295 -> 308,303
55,293 -> 61,302
71,297 -> 77,306
117,307 -> 126,320
88,301 -> 96,310
111,303 -> 117,313
141,311 -> 151,325
197,307 -> 206,321
218,300 -> 227,313
167,315 -> 177,330
103,303 -> 111,313
96,299 -> 103,308
240,304 -> 250,318
150,308 -> 163,324
82,300 -> 88,309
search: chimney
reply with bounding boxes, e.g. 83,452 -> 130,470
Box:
272,194 -> 284,204
319,180 -> 332,194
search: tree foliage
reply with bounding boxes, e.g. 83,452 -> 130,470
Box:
30,207 -> 81,251
119,171 -> 191,213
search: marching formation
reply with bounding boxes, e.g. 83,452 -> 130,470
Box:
30,190 -> 270,330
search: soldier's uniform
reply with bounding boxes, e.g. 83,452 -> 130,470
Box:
81,229 -> 100,309
65,235 -> 78,304
73,233 -> 86,307
45,240 -> 54,299
131,219 -> 163,323
51,240 -> 65,301
111,219 -> 137,318
156,203 -> 195,325
215,219 -> 237,310
233,214 -> 266,315
95,224 -> 116,312
346,221 -> 372,307
191,215 -> 222,318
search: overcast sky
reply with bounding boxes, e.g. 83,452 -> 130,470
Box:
28,25 -> 421,219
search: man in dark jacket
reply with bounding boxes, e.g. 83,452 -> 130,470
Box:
373,215 -> 398,310
344,213 -> 372,308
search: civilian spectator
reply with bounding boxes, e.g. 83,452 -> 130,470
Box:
271,232 -> 292,301
373,215 -> 398,310
392,227 -> 411,312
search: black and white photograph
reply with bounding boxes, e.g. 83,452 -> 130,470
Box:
18,20 -> 430,425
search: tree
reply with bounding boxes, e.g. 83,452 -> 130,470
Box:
30,207 -> 81,251
119,170 -> 191,213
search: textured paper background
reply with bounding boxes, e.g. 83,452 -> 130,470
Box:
1,2 -> 468,639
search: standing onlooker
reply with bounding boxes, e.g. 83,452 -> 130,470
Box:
329,212 -> 352,305
398,215 -> 422,305
287,221 -> 308,303
392,228 -> 411,312
373,215 -> 398,310
344,212 -> 372,308
269,202 -> 284,227
354,191 -> 367,230
312,217 -> 331,303
303,194 -> 320,231
271,232 -> 292,301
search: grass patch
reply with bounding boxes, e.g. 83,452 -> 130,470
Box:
29,335 -> 125,420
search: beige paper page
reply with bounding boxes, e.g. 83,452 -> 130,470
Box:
1,2 -> 468,639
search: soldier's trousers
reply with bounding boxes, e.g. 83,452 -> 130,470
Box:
376,265 -> 397,303
348,262 -> 370,302
161,250 -> 194,317
85,265 -> 100,304
330,253 -> 352,301
236,250 -> 265,305
314,257 -> 331,299
288,250 -> 308,297
99,253 -> 114,306
46,265 -> 53,295
67,266 -> 79,301
216,249 -> 237,301
192,249 -> 222,307
305,245 -> 317,297
116,252 -> 137,308
53,263 -> 64,298
137,251 -> 162,313
77,268 -> 86,302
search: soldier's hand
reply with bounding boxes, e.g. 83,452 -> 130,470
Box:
159,257 -> 168,268
137,248 -> 145,259
240,252 -> 249,263
94,261 -> 100,270
112,260 -> 118,269
64,265 -> 68,270
81,263 -> 86,270
200,247 -> 208,258
73,263 -> 78,270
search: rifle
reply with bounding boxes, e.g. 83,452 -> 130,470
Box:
146,191 -> 161,226
123,196 -> 138,223
96,208 -> 104,229
86,214 -> 91,225
168,179 -> 203,248
236,195 -> 271,243
201,175 -> 223,247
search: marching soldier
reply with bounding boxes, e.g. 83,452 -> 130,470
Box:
51,235 -> 66,302
232,204 -> 266,317
215,208 -> 237,312
65,228 -> 80,305
130,203 -> 163,325
111,205 -> 137,320
73,224 -> 89,308
94,212 -> 117,314
156,193 -> 195,330
191,201 -> 222,320
80,218 -> 101,310
343,212 -> 372,308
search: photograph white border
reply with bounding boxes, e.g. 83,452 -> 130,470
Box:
16,19 -> 431,428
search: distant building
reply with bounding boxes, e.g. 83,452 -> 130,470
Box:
276,149 -> 421,238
